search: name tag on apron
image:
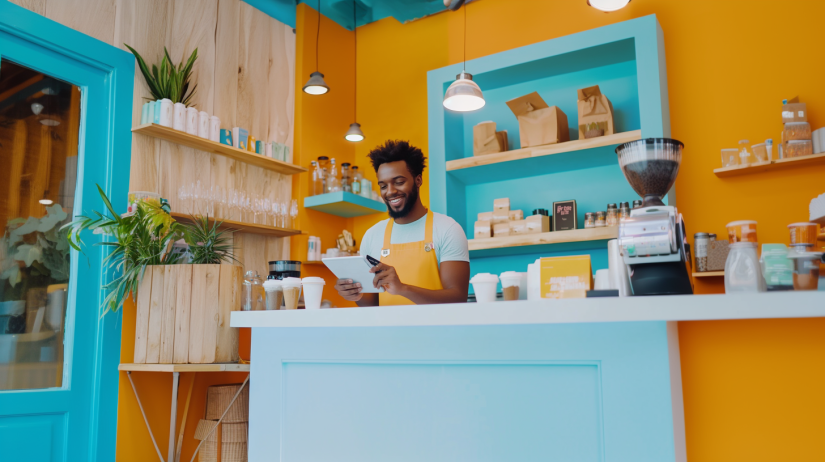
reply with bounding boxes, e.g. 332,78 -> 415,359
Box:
381,249 -> 390,257
424,242 -> 433,252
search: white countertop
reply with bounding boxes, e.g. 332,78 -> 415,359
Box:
230,292 -> 825,328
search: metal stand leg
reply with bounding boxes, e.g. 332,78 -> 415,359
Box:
175,373 -> 196,462
168,372 -> 180,462
127,371 -> 166,462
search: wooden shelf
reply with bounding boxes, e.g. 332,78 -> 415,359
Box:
132,123 -> 307,176
445,131 -> 641,184
469,226 -> 618,253
301,260 -> 325,265
171,212 -> 301,237
693,271 -> 724,278
714,152 -> 825,177
304,191 -> 386,218
119,363 -> 250,372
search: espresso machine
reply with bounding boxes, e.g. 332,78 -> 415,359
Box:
615,138 -> 693,295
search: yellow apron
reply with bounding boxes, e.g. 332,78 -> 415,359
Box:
378,211 -> 443,306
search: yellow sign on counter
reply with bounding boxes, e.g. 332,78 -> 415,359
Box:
539,255 -> 592,299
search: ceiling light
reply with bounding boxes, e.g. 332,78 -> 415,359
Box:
303,72 -> 329,95
443,72 -> 485,112
345,123 -> 364,142
587,0 -> 631,12
39,199 -> 53,205
443,3 -> 485,112
303,1 -> 329,95
31,102 -> 44,115
40,118 -> 60,126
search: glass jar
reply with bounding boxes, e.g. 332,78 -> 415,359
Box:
619,202 -> 631,221
606,203 -> 618,226
595,211 -> 606,227
721,148 -> 739,167
341,162 -> 351,192
724,242 -> 766,293
351,166 -> 363,194
694,232 -> 710,272
317,156 -> 329,192
327,158 -> 340,192
242,270 -> 264,311
738,139 -> 754,165
584,212 -> 595,228
308,160 -> 322,196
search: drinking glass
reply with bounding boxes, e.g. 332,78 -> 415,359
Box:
290,199 -> 298,229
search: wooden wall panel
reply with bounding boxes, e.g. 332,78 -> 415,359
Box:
9,0 -> 46,17
236,1 -> 271,140
167,0 -> 217,114
45,0 -> 116,45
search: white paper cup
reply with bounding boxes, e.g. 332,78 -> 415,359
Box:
470,273 -> 499,303
302,277 -> 325,310
499,271 -> 521,301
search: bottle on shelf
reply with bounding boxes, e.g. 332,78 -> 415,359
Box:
317,156 -> 330,193
341,163 -> 352,193
309,160 -> 324,196
327,158 -> 341,192
351,165 -> 363,195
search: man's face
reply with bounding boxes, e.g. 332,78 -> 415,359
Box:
377,160 -> 421,219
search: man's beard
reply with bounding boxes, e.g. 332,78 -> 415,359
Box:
386,185 -> 419,219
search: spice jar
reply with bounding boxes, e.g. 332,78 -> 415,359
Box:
694,232 -> 710,272
788,222 -> 819,247
632,200 -> 643,209
606,203 -> 618,226
619,202 -> 631,221
341,162 -> 352,193
585,212 -> 595,228
595,211 -> 606,227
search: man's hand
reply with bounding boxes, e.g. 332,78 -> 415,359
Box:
369,262 -> 407,295
334,278 -> 363,302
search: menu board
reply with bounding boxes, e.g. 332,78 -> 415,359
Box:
553,200 -> 577,231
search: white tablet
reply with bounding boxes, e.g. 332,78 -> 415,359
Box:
322,255 -> 384,293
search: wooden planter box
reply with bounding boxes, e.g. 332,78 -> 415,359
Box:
133,264 -> 243,364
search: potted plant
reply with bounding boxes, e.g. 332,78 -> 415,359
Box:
64,185 -> 242,364
124,45 -> 198,106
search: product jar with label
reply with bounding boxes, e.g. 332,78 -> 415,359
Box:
595,211 -> 606,227
584,212 -> 595,229
606,204 -> 618,226
726,220 -> 758,243
619,202 -> 631,222
694,232 -> 710,272
788,222 -> 819,247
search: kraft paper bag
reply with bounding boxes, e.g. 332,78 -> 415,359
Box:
473,121 -> 508,156
577,85 -> 614,139
506,92 -> 569,148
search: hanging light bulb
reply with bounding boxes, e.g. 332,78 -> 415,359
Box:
443,3 -> 485,112
303,1 -> 330,95
345,1 -> 364,142
587,0 -> 631,12
345,123 -> 365,142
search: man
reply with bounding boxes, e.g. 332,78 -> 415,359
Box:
334,140 -> 470,306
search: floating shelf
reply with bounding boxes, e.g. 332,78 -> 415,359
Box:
469,226 -> 618,257
301,260 -> 324,266
446,130 -> 642,185
132,123 -> 307,176
304,191 -> 386,218
693,271 -> 724,278
118,363 -> 250,372
170,212 -> 301,237
713,152 -> 825,178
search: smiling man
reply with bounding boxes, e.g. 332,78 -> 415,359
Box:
334,140 -> 470,306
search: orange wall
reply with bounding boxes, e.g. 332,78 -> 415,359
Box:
297,0 -> 825,459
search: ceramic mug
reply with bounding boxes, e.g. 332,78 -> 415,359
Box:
209,116 -> 221,142
159,99 -> 173,127
173,103 -> 186,131
198,111 -> 209,139
185,107 -> 198,135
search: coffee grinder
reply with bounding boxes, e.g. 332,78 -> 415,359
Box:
615,138 -> 693,295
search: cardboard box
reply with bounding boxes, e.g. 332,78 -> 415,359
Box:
553,200 -> 577,231
577,85 -> 614,139
493,222 -> 511,237
540,255 -> 592,299
478,211 -> 493,222
493,198 -> 510,211
707,240 -> 730,271
473,121 -> 508,156
474,220 -> 492,239
509,219 -> 527,234
782,97 -> 808,123
508,210 -> 524,221
492,209 -> 510,224
506,92 -> 570,148
525,215 -> 550,233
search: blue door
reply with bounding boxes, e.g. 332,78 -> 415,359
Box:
0,3 -> 133,461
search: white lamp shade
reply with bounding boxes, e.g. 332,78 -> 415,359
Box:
443,72 -> 485,112
587,0 -> 630,12
303,71 -> 329,95
345,122 -> 365,142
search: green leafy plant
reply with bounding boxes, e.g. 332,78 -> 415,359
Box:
183,215 -> 238,265
124,44 -> 198,106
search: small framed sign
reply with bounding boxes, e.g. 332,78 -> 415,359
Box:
552,200 -> 577,231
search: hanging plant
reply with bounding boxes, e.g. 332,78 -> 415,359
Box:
124,44 -> 198,106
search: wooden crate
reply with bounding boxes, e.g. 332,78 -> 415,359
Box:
133,264 -> 242,364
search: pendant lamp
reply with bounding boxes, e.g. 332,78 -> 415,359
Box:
345,1 -> 364,141
443,2 -> 484,112
302,1 -> 329,95
587,0 -> 631,12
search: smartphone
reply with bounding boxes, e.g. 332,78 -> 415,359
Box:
365,255 -> 380,267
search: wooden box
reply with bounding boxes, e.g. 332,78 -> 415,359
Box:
134,264 -> 243,364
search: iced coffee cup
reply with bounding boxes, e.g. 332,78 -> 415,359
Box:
470,273 -> 499,303
301,277 -> 325,310
499,271 -> 521,301
281,277 -> 303,310
263,279 -> 283,310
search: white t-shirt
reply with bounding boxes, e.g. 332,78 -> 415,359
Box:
360,211 -> 469,266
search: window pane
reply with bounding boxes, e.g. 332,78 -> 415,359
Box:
0,59 -> 80,390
